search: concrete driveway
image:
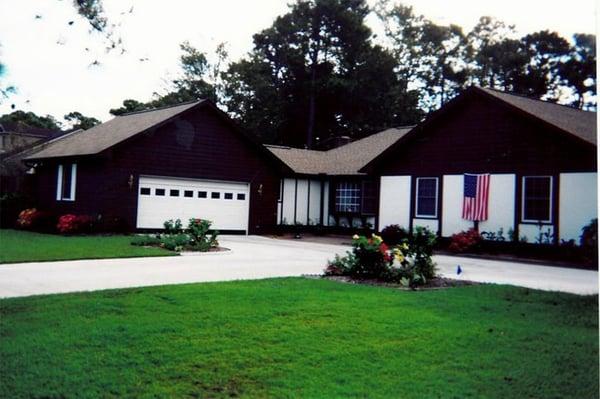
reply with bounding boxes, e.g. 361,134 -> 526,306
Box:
0,235 -> 597,298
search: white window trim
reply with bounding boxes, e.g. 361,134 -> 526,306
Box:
56,163 -> 77,201
415,177 -> 439,219
521,175 -> 552,223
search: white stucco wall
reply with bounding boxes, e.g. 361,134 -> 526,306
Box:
278,178 -> 327,226
378,176 -> 411,229
295,179 -> 309,224
441,174 -> 515,238
559,172 -> 598,242
280,178 -> 296,225
442,175 -> 473,236
519,223 -> 555,244
308,179 -> 323,225
413,218 -> 439,233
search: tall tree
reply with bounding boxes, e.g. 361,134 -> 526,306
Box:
64,111 -> 100,130
0,111 -> 61,130
223,0 -> 421,147
559,34 -> 596,109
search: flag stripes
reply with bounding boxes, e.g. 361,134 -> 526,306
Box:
462,174 -> 490,221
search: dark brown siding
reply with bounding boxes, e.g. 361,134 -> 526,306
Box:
32,107 -> 281,233
378,95 -> 596,176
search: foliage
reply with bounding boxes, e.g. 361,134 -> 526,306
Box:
0,229 -> 173,264
187,218 -> 219,249
130,235 -> 161,247
222,0 -> 422,147
163,219 -> 183,235
1,193 -> 34,228
16,208 -> 43,229
134,218 -> 219,252
380,224 -> 408,246
56,214 -> 94,234
449,228 -> 482,252
481,228 -> 506,242
0,110 -> 61,130
63,111 -> 100,130
580,218 -> 598,263
0,279 -> 597,398
325,229 -> 436,287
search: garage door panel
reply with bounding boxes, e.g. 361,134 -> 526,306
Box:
136,176 -> 249,231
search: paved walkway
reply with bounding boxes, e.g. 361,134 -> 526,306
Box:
0,235 -> 597,298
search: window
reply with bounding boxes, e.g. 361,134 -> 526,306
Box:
140,187 -> 151,195
155,188 -> 165,196
211,192 -> 220,199
361,181 -> 377,215
56,164 -> 77,201
170,189 -> 180,197
184,190 -> 193,198
522,176 -> 552,222
415,177 -> 438,218
335,182 -> 360,213
198,191 -> 207,198
224,193 -> 233,200
237,193 -> 246,201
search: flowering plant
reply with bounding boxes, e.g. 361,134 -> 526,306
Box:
16,208 -> 42,229
448,228 -> 482,253
56,214 -> 94,234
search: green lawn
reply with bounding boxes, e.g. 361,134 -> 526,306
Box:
0,229 -> 175,263
0,278 -> 597,398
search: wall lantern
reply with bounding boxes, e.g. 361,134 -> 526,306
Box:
128,174 -> 134,190
257,184 -> 263,196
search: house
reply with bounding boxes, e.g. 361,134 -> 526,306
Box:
22,87 -> 597,243
271,87 -> 597,244
0,122 -> 63,154
23,100 -> 290,234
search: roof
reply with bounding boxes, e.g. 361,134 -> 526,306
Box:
360,87 -> 597,173
479,87 -> 597,145
25,100 -> 205,160
267,127 -> 413,175
0,122 -> 63,137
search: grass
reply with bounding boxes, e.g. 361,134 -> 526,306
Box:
0,278 -> 597,398
0,229 -> 175,263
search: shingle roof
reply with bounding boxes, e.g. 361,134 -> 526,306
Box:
267,127 -> 412,175
25,100 -> 204,160
480,87 -> 597,145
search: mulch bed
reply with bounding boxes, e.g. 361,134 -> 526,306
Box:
308,275 -> 480,290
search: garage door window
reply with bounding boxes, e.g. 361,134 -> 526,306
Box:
140,187 -> 151,195
170,189 -> 179,197
211,192 -> 220,199
155,188 -> 165,196
224,193 -> 233,200
198,191 -> 207,198
184,190 -> 193,198
237,193 -> 246,200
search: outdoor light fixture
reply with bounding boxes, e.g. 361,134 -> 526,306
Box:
128,174 -> 134,190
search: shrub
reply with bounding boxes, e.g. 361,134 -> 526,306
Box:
163,219 -> 183,235
448,228 -> 482,253
56,214 -> 94,234
580,219 -> 598,264
1,193 -> 35,228
160,233 -> 192,251
16,208 -> 42,229
380,224 -> 408,246
324,253 -> 357,276
405,226 -> 437,280
187,218 -> 219,248
131,235 -> 161,246
326,228 -> 437,288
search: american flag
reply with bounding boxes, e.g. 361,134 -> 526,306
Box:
462,174 -> 490,221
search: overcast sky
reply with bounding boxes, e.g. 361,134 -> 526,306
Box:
0,0 -> 596,125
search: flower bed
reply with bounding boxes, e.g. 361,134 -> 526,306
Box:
324,227 -> 438,288
131,218 -> 220,253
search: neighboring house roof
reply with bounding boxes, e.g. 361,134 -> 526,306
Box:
267,127 -> 413,175
25,101 -> 205,160
0,122 -> 62,137
479,87 -> 597,145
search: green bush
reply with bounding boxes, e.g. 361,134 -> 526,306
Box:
187,218 -> 219,248
160,234 -> 191,251
131,235 -> 161,246
163,219 -> 183,235
580,218 -> 597,264
380,224 -> 408,246
324,228 -> 437,287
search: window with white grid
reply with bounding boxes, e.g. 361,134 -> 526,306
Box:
335,182 -> 360,213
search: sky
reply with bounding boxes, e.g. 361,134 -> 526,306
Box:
0,0 -> 596,126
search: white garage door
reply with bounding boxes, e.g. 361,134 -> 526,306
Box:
136,176 -> 250,232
